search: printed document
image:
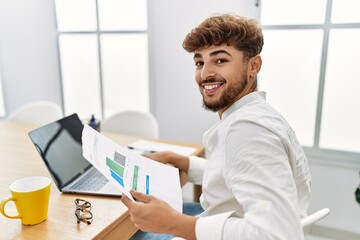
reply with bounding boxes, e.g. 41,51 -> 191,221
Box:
82,125 -> 183,212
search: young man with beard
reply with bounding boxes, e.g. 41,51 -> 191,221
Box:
122,14 -> 311,240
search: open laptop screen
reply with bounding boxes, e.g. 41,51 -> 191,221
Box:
28,113 -> 91,189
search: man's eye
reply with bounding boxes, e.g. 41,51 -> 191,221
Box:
216,58 -> 227,64
195,61 -> 204,66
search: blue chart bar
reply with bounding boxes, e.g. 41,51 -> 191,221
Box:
110,169 -> 124,187
146,175 -> 149,195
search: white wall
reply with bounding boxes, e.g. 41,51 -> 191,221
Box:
0,0 -> 61,115
148,0 -> 260,144
308,159 -> 360,237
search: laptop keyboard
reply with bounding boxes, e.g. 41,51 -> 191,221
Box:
70,167 -> 108,191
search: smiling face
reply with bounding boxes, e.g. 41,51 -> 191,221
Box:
194,44 -> 261,117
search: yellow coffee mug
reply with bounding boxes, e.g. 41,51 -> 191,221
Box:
0,176 -> 51,225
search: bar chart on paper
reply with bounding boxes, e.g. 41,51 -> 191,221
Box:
106,152 -> 125,187
81,124 -> 183,212
105,151 -> 150,194
131,165 -> 150,194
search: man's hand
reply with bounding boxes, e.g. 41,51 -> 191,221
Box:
121,189 -> 177,233
143,151 -> 190,173
121,190 -> 197,239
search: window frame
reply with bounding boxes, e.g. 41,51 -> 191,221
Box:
53,0 -> 148,119
261,0 -> 360,168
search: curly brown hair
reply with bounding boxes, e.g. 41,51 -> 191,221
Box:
182,14 -> 264,61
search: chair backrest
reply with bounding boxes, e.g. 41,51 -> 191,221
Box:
7,101 -> 63,125
301,208 -> 330,235
101,110 -> 159,139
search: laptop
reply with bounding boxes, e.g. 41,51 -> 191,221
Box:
28,113 -> 121,197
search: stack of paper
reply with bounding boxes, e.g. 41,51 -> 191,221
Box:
127,140 -> 197,156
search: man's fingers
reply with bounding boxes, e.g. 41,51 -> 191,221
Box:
131,189 -> 152,203
122,190 -> 152,206
121,193 -> 133,207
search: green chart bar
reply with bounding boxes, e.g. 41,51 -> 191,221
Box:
132,165 -> 139,190
106,157 -> 124,178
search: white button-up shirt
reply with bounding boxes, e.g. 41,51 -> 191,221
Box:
187,91 -> 311,240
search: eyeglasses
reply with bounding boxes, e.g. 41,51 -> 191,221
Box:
74,198 -> 93,225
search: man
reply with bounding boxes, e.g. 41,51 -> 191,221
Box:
122,14 -> 311,240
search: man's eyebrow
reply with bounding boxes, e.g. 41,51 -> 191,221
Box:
193,50 -> 232,59
193,53 -> 202,59
210,50 -> 232,57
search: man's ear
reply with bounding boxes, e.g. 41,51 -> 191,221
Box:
248,55 -> 262,78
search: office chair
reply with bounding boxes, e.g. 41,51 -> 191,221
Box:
301,208 -> 331,235
7,101 -> 63,125
101,110 -> 159,139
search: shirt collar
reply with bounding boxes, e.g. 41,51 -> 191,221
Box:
221,91 -> 267,120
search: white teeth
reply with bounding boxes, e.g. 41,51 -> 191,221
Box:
204,84 -> 219,90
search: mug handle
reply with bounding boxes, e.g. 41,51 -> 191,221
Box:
0,197 -> 21,219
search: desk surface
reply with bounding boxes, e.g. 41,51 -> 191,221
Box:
0,121 -> 204,239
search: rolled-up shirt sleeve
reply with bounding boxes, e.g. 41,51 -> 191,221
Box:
187,155 -> 206,185
196,211 -> 235,239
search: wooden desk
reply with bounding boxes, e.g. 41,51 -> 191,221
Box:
0,121 -> 204,239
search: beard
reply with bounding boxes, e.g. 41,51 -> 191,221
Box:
201,71 -> 249,112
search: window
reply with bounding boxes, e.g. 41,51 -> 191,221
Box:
54,0 -> 149,120
260,0 -> 360,165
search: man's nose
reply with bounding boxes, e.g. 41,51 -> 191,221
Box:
200,64 -> 215,80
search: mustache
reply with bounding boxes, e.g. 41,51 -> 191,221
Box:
200,78 -> 226,85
